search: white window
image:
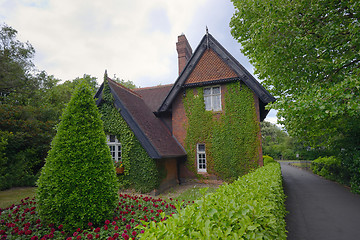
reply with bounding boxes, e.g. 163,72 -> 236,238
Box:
106,135 -> 121,162
204,86 -> 221,111
197,144 -> 207,173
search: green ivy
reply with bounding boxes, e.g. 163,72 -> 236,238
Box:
184,81 -> 260,181
98,80 -> 160,193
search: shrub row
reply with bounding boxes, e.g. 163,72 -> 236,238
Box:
311,155 -> 360,194
311,156 -> 343,182
263,155 -> 276,166
139,162 -> 287,239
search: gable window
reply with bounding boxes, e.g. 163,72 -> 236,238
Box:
204,86 -> 221,111
106,135 -> 121,162
197,144 -> 207,172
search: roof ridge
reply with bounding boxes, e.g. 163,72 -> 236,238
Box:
108,77 -> 142,98
135,84 -> 173,91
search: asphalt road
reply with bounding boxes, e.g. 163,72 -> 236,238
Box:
281,162 -> 360,240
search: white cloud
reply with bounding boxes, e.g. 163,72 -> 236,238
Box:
1,0 -> 213,86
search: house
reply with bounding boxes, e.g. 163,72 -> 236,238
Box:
95,31 -> 275,194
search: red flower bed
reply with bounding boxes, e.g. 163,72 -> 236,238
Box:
0,194 -> 192,239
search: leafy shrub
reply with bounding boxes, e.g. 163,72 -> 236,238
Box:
36,81 -> 119,231
342,151 -> 360,194
263,155 -> 276,165
311,156 -> 343,182
139,162 -> 287,239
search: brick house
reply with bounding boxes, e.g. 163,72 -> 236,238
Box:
95,32 -> 275,193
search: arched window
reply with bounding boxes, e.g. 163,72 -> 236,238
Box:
106,135 -> 121,162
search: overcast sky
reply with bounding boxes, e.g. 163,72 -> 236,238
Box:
0,0 -> 277,124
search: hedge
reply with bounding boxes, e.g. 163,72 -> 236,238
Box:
263,155 -> 276,166
139,162 -> 287,239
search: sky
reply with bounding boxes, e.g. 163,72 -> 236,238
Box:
0,0 -> 277,124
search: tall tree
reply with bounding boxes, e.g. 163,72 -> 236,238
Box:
230,0 -> 360,191
37,81 -> 119,230
0,23 -> 37,105
230,1 -> 359,150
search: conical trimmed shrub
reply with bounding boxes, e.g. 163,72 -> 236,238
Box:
36,81 -> 119,230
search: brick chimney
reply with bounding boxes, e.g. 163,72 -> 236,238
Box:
176,34 -> 192,75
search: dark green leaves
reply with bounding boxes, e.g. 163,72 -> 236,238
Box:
36,80 -> 119,231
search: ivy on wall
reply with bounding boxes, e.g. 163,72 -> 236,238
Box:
98,80 -> 160,193
184,81 -> 260,181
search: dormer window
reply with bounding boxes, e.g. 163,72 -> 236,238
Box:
204,86 -> 221,111
106,135 -> 121,162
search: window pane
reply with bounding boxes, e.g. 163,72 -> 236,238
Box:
212,86 -> 220,94
204,96 -> 211,111
213,95 -> 221,111
198,144 -> 205,152
109,135 -> 116,142
204,88 -> 211,96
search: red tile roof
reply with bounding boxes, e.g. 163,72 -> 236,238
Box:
133,84 -> 173,112
185,49 -> 238,85
107,79 -> 185,158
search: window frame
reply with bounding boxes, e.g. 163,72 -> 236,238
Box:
106,135 -> 122,163
197,143 -> 207,173
203,85 -> 221,111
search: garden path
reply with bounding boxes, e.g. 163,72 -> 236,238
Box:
281,162 -> 360,240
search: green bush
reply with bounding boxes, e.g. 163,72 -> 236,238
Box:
341,151 -> 360,194
311,156 -> 343,182
36,81 -> 119,231
139,162 -> 287,239
263,155 -> 275,165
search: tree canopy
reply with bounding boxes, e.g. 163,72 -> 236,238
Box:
230,0 -> 360,152
0,23 -> 100,190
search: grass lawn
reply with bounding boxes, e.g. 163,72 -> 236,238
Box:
160,184 -> 219,203
0,183 -> 220,210
0,187 -> 36,209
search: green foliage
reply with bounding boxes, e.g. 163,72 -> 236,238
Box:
261,121 -> 295,160
0,23 -> 35,105
311,154 -> 360,193
230,0 -> 360,187
311,156 -> 345,182
263,155 -> 275,165
342,151 -> 360,194
36,81 -> 119,231
113,77 -> 137,89
139,162 -> 287,239
98,79 -> 160,193
0,105 -> 56,190
184,82 -> 260,181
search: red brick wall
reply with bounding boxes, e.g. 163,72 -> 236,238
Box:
172,90 -> 187,148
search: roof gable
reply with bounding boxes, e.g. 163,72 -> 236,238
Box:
157,33 -> 276,116
95,79 -> 186,159
185,48 -> 237,85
